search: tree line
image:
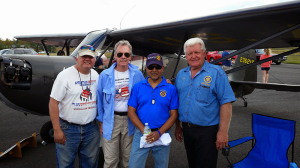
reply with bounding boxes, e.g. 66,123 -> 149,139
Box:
0,38 -> 56,53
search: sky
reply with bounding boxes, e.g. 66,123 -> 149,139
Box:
0,0 -> 295,40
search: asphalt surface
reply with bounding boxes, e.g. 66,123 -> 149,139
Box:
0,63 -> 300,168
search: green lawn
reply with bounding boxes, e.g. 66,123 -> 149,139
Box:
272,48 -> 300,64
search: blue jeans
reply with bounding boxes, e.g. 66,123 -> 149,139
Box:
129,128 -> 171,168
55,119 -> 100,168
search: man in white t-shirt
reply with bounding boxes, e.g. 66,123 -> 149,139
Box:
49,45 -> 100,168
97,40 -> 144,168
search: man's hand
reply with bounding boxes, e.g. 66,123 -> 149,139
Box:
216,130 -> 228,150
175,125 -> 183,142
99,122 -> 103,136
145,131 -> 160,144
54,129 -> 66,145
166,79 -> 173,84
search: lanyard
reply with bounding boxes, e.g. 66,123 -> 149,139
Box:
77,68 -> 91,90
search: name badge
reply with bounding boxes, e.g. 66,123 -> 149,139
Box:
81,90 -> 90,99
121,87 -> 129,97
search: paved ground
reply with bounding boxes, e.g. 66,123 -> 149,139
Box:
0,63 -> 300,168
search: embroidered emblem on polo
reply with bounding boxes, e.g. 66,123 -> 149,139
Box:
160,90 -> 166,97
204,76 -> 212,83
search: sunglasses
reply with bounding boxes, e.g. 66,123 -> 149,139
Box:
116,52 -> 131,58
147,65 -> 162,70
80,45 -> 95,51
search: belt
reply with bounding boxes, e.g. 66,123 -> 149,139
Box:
59,117 -> 93,126
182,122 -> 201,127
151,128 -> 159,132
114,111 -> 128,116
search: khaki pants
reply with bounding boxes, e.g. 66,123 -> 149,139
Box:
222,65 -> 231,71
103,114 -> 133,168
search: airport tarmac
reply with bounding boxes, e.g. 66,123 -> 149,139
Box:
0,63 -> 300,168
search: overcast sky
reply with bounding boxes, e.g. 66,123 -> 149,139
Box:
0,0 -> 294,40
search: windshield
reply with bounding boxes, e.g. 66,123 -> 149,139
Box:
256,49 -> 264,54
71,30 -> 107,57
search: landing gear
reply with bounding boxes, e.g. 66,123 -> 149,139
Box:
40,121 -> 54,143
242,96 -> 248,107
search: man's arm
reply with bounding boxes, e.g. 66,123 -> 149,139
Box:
145,109 -> 178,143
128,106 -> 145,132
174,118 -> 183,142
216,102 -> 232,150
49,98 -> 66,145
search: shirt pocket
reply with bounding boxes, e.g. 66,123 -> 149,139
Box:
195,85 -> 211,104
103,89 -> 113,105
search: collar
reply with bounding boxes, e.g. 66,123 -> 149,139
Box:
183,61 -> 210,73
142,76 -> 167,87
104,62 -> 138,76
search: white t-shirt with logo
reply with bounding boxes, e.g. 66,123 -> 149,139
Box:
114,69 -> 129,112
50,66 -> 98,125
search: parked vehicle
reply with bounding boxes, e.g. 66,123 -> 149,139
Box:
207,50 -> 237,64
255,49 -> 287,65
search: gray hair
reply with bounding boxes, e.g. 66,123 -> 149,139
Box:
184,38 -> 206,54
114,40 -> 133,55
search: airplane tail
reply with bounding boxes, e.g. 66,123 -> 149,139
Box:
228,49 -> 257,97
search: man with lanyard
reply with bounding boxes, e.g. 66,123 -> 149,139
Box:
127,53 -> 179,168
174,38 -> 236,168
221,50 -> 232,71
97,40 -> 144,168
49,45 -> 100,168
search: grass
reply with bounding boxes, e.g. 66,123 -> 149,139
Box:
272,47 -> 300,64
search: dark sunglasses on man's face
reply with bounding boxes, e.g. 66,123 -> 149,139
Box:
116,52 -> 131,58
147,65 -> 162,70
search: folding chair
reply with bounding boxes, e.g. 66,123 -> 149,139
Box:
222,113 -> 298,168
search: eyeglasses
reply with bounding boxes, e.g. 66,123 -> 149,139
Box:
116,52 -> 131,58
80,45 -> 95,51
147,65 -> 162,70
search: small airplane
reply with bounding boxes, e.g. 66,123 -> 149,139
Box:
1,1 -> 300,145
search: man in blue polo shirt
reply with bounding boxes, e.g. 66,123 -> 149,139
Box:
127,53 -> 179,168
174,38 -> 236,168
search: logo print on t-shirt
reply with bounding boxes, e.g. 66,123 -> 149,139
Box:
79,86 -> 92,102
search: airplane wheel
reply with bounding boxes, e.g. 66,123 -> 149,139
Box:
244,101 -> 248,107
40,121 -> 54,143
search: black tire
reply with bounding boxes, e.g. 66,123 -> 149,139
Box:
210,57 -> 214,63
276,62 -> 281,65
40,121 -> 54,143
244,101 -> 248,107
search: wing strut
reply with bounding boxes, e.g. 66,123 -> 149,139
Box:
226,47 -> 300,74
171,33 -> 188,79
41,40 -> 49,56
96,40 -> 115,62
211,23 -> 300,64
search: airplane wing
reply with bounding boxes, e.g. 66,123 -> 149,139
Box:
107,1 -> 300,56
231,81 -> 300,92
14,32 -> 88,47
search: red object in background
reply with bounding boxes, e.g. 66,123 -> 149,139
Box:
206,51 -> 237,64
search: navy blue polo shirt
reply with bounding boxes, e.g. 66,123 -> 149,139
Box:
128,76 -> 179,129
94,56 -> 103,67
222,51 -> 231,67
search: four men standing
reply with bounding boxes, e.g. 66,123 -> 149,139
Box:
49,38 -> 235,168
